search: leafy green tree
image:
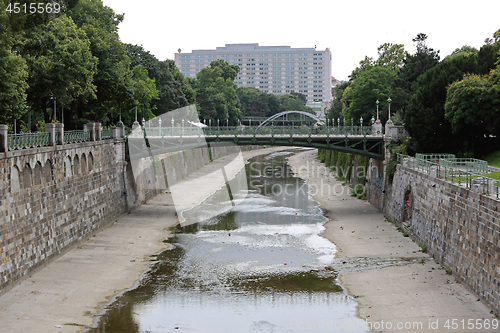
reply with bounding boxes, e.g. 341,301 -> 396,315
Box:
193,60 -> 241,125
236,86 -> 262,116
128,65 -> 159,123
165,59 -> 196,105
445,71 -> 500,138
392,33 -> 440,123
21,14 -> 97,124
279,94 -> 313,113
375,43 -> 407,72
404,52 -> 479,152
127,44 -> 191,115
0,1 -> 28,125
342,66 -> 396,123
67,0 -> 131,127
327,81 -> 349,121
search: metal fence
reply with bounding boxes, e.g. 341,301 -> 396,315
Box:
101,128 -> 113,139
138,125 -> 376,138
397,153 -> 499,199
64,130 -> 91,143
7,132 -> 51,150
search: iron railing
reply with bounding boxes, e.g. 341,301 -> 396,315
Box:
101,128 -> 113,139
137,125 -> 377,138
64,130 -> 91,143
397,153 -> 499,199
7,132 -> 51,150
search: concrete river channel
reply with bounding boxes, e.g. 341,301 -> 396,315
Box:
89,150 -> 371,333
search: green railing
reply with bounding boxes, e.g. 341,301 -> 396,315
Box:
7,132 -> 51,150
397,154 -> 499,199
102,128 -> 113,139
64,130 -> 91,143
439,158 -> 488,175
139,125 -> 376,138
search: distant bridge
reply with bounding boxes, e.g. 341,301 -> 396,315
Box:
127,110 -> 384,160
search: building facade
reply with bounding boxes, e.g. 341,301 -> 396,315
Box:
174,43 -> 332,111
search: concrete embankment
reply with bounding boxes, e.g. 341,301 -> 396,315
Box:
287,150 -> 495,332
0,146 -> 284,333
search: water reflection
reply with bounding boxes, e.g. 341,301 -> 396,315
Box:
89,151 -> 369,333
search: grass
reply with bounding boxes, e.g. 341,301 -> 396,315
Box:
483,151 -> 500,168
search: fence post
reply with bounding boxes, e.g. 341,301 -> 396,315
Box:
55,123 -> 64,145
84,123 -> 95,141
95,122 -> 102,140
45,123 -> 56,146
0,124 -> 8,152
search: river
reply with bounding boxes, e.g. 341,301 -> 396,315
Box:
89,150 -> 370,333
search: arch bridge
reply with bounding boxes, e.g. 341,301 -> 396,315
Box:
127,111 -> 385,161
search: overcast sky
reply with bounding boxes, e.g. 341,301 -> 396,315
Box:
102,0 -> 499,81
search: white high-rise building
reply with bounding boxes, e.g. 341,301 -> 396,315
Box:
174,43 -> 332,111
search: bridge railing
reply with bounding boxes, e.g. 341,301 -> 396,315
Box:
397,153 -> 499,199
0,122 -> 126,153
138,125 -> 376,137
6,132 -> 51,150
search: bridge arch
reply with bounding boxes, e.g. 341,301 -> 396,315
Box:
256,111 -> 325,128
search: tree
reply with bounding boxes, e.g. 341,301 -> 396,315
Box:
193,60 -> 240,125
67,0 -> 132,127
392,33 -> 440,123
404,52 -> 479,152
445,71 -> 500,138
0,1 -> 28,125
128,65 -> 159,123
327,81 -> 350,121
236,86 -> 262,116
342,66 -> 396,124
21,14 -> 97,124
127,44 -> 191,115
375,43 -> 407,72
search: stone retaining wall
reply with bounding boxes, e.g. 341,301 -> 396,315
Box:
0,139 -> 257,292
368,164 -> 500,314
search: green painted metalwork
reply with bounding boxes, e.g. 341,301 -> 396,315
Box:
127,125 -> 384,161
7,132 -> 50,150
102,129 -> 113,139
64,130 -> 91,143
397,153 -> 499,199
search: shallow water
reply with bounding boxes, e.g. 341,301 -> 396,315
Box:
89,151 -> 370,333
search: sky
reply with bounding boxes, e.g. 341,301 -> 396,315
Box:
101,0 -> 499,81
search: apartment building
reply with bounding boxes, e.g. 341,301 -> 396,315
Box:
174,43 -> 332,110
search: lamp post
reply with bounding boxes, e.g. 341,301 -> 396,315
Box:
371,116 -> 375,125
141,117 -> 145,127
360,116 -> 363,126
51,97 -> 56,123
375,100 -> 380,122
158,118 -> 162,136
387,97 -> 393,124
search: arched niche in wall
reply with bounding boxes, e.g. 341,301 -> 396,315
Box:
81,153 -> 87,174
34,162 -> 43,186
65,156 -> 72,178
44,159 -> 52,183
74,155 -> 80,176
403,186 -> 412,222
22,163 -> 32,189
11,165 -> 21,193
88,152 -> 94,172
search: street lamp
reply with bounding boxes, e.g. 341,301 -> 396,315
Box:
360,116 -> 363,126
51,97 -> 56,123
141,117 -> 145,127
158,118 -> 162,136
387,97 -> 393,124
375,100 -> 380,122
371,116 -> 375,125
